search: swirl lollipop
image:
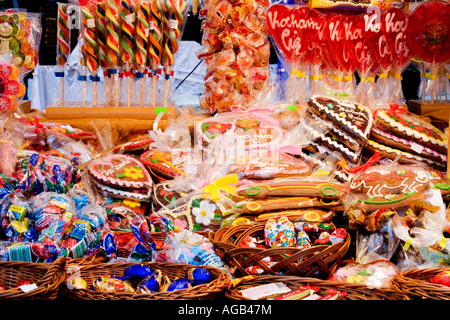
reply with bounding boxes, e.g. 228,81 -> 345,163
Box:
135,0 -> 150,107
97,1 -> 110,106
106,0 -> 121,106
57,3 -> 70,106
161,0 -> 186,108
120,0 -> 137,107
149,0 -> 163,107
81,5 -> 100,107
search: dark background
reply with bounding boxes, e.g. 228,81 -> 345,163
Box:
0,0 -> 421,103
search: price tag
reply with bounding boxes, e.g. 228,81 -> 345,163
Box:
87,18 -> 95,28
149,21 -> 155,30
19,284 -> 38,293
125,13 -> 135,24
411,142 -> 424,154
168,19 -> 178,29
145,28 -> 150,37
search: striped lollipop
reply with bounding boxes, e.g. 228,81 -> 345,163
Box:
135,0 -> 150,67
96,2 -> 109,69
148,0 -> 162,70
57,3 -> 70,66
161,0 -> 186,107
106,0 -> 121,106
106,0 -> 121,67
81,6 -> 99,75
161,0 -> 186,67
120,0 -> 136,64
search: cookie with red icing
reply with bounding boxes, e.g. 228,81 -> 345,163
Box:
375,109 -> 447,154
114,134 -> 154,153
140,149 -> 187,180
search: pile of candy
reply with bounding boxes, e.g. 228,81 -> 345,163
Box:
68,263 -> 213,293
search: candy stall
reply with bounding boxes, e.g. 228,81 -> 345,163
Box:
0,0 -> 450,305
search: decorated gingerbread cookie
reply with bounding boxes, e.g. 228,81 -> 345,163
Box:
236,178 -> 350,199
197,110 -> 284,149
87,154 -> 153,189
365,139 -> 446,171
229,152 -> 312,180
350,165 -> 434,212
45,122 -> 96,143
151,181 -> 193,212
141,149 -> 187,180
307,95 -> 373,145
233,196 -> 343,215
370,126 -> 447,163
375,109 -> 447,154
114,134 -> 154,153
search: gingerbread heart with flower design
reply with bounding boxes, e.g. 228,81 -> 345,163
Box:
88,154 -> 153,189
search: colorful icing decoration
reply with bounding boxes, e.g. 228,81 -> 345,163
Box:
376,109 -> 447,152
307,95 -> 373,143
87,154 -> 153,189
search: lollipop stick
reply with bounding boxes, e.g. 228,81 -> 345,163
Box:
93,80 -> 98,107
61,65 -> 65,106
83,73 -> 87,108
152,74 -> 157,107
126,64 -> 131,107
140,71 -> 144,107
163,69 -> 169,108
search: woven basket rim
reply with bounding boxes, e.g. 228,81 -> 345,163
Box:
0,256 -> 66,300
390,267 -> 450,300
226,274 -> 409,300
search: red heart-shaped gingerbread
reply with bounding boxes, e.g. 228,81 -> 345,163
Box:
88,154 -> 152,189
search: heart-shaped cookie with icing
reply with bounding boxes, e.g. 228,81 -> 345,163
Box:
88,154 -> 153,189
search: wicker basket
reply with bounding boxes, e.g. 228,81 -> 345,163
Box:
209,224 -> 351,279
226,275 -> 410,300
390,268 -> 450,300
0,256 -> 66,300
60,261 -> 231,300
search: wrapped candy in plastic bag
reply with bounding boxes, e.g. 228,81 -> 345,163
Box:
197,0 -> 272,113
1,197 -> 34,243
355,211 -> 400,264
0,240 -> 56,262
329,260 -> 399,289
158,228 -> 226,269
0,130 -> 17,178
104,206 -> 155,262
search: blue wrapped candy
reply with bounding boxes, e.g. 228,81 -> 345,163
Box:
123,264 -> 154,285
138,270 -> 168,293
186,267 -> 212,286
166,278 -> 191,292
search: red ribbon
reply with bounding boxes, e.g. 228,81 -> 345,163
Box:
33,116 -> 44,134
124,70 -> 132,77
373,104 -> 409,118
348,152 -> 381,174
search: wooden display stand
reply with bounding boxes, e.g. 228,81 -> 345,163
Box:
46,104 -> 176,121
408,99 -> 450,130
